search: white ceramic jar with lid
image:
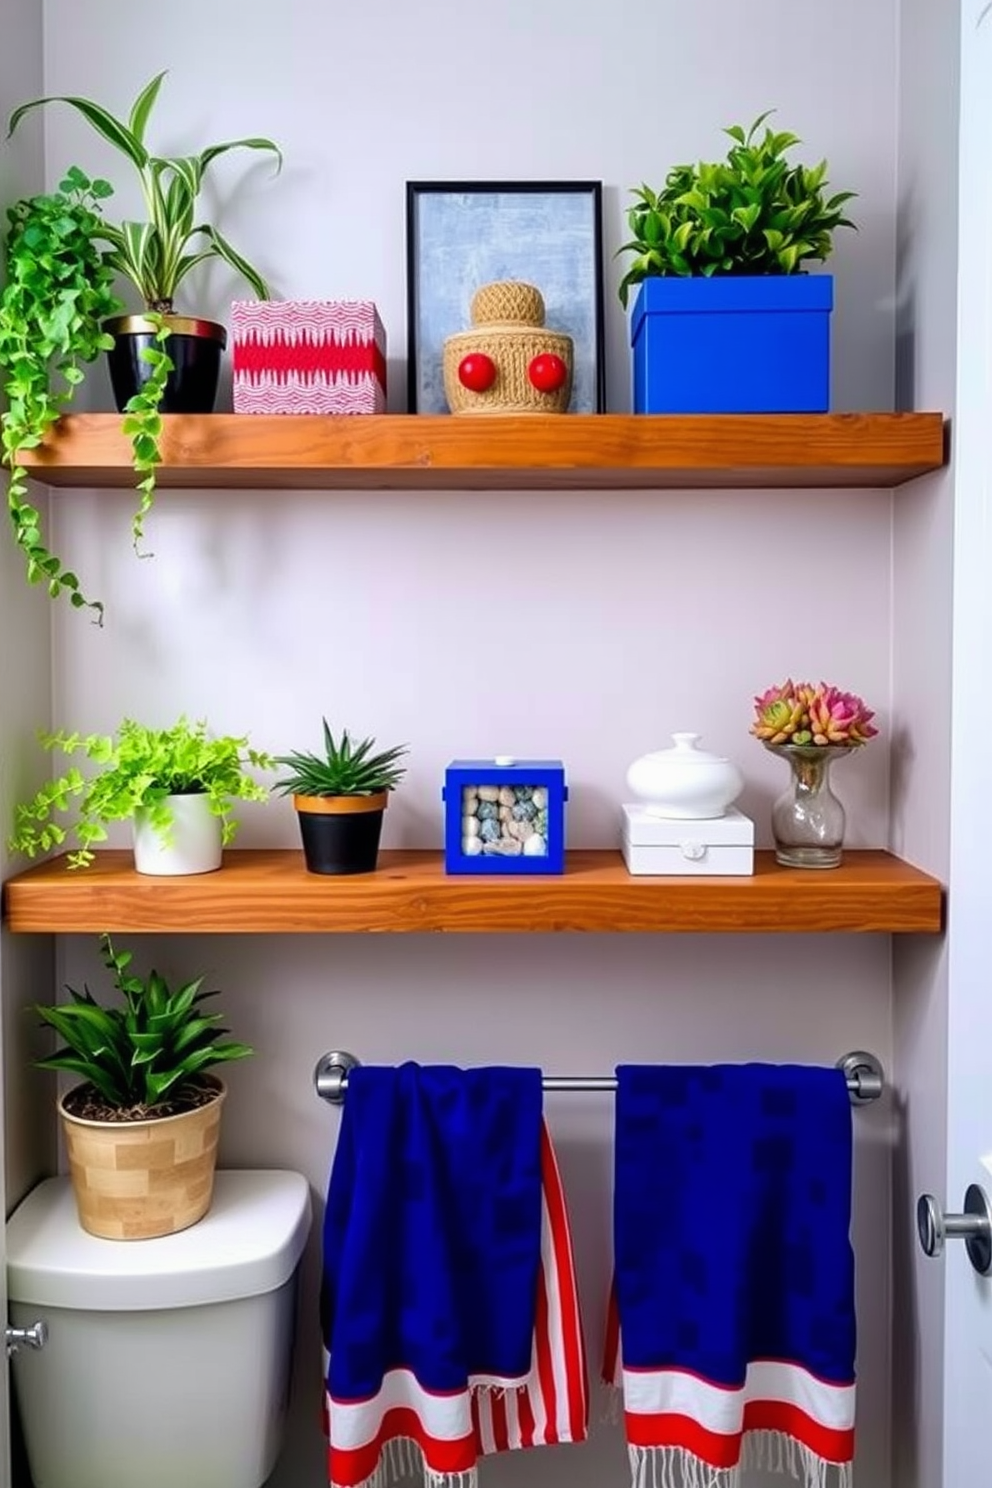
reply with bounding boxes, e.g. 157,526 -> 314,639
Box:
626,732 -> 744,820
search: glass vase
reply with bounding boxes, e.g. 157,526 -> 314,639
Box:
766,744 -> 856,869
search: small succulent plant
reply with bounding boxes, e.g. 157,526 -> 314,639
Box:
751,680 -> 878,747
274,720 -> 408,798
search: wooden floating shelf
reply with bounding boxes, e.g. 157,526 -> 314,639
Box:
18,412 -> 946,491
2,849 -> 943,935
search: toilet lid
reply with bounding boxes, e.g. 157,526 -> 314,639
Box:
6,1170 -> 311,1311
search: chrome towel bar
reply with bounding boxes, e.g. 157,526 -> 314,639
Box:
313,1048 -> 884,1107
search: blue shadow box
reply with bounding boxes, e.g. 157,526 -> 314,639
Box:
443,759 -> 567,875
630,274 -> 833,414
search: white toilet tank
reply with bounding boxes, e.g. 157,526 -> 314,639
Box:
6,1168 -> 312,1488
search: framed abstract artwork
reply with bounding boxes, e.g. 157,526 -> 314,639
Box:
405,180 -> 605,414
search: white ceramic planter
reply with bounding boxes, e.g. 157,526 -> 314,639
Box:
625,732 -> 744,820
132,793 -> 223,876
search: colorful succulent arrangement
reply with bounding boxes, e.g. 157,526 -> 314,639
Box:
751,679 -> 878,747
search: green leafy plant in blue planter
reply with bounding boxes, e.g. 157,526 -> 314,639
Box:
617,113 -> 858,415
617,112 -> 857,303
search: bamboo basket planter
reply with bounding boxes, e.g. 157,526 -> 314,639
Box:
59,1075 -> 225,1240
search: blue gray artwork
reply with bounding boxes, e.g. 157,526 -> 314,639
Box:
413,191 -> 599,413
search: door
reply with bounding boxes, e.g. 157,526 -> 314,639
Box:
929,2 -> 992,1481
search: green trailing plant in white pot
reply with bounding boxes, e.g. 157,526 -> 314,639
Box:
9,716 -> 273,875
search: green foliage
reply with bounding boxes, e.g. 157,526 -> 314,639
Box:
274,720 -> 408,798
0,169 -> 177,611
617,112 -> 858,308
0,172 -> 121,618
120,311 -> 172,552
8,72 -> 281,312
10,716 -> 273,869
36,933 -> 253,1113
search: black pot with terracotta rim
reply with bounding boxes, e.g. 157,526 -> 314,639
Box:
105,314 -> 227,414
294,792 -> 388,875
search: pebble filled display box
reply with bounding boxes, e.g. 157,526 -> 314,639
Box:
442,759 -> 567,875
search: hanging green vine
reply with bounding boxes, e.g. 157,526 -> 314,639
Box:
121,312 -> 172,555
0,171 -> 121,619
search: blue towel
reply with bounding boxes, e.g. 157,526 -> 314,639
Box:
321,1062 -> 551,1488
608,1064 -> 856,1487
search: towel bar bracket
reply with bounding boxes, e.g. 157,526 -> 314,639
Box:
315,1050 -> 360,1105
836,1050 -> 885,1104
314,1049 -> 885,1107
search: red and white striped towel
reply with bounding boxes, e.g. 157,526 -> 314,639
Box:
323,1122 -> 588,1488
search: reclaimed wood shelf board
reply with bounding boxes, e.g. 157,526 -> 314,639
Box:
2,849 -> 944,935
17,412 -> 946,491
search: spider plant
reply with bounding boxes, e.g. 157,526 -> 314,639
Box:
8,71 -> 281,313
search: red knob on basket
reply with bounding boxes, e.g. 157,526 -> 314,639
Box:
458,353 -> 497,392
528,353 -> 568,393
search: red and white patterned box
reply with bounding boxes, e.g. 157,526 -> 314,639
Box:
231,300 -> 386,414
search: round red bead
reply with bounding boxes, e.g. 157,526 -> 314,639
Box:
458,352 -> 497,392
528,353 -> 568,393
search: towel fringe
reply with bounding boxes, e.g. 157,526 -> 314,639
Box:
630,1443 -> 735,1488
335,1436 -> 479,1488
743,1430 -> 853,1488
629,1437 -> 853,1488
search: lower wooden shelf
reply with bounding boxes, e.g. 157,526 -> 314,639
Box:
1,849 -> 943,934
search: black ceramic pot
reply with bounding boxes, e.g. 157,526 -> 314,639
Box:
105,314 -> 227,414
294,793 -> 387,876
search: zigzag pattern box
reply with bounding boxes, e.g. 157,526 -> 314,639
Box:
231,300 -> 387,414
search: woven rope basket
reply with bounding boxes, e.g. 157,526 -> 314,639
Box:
60,1076 -> 225,1240
443,280 -> 574,416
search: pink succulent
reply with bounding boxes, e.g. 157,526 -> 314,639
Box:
751,679 -> 878,747
751,680 -> 806,744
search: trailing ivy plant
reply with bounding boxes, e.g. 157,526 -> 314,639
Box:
5,73 -> 279,596
121,311 -> 172,554
0,169 -> 176,612
617,112 -> 857,307
0,172 -> 120,617
8,71 -> 281,314
9,716 -> 273,869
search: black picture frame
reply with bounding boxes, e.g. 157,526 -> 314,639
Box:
405,180 -> 606,415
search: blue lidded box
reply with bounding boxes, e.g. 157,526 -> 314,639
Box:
443,758 -> 567,875
630,274 -> 833,414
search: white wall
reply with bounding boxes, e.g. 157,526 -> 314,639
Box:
33,2 -> 903,1484
0,6 -> 57,1482
891,0 -> 960,1480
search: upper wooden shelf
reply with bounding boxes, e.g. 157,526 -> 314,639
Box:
2,848 -> 943,935
18,412 -> 946,491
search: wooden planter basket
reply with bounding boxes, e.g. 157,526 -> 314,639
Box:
59,1075 -> 225,1240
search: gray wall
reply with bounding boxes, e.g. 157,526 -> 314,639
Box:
891,0 -> 961,1482
0,6 -> 57,1484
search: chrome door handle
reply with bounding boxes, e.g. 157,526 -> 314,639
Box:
5,1319 -> 47,1356
918,1183 -> 992,1274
